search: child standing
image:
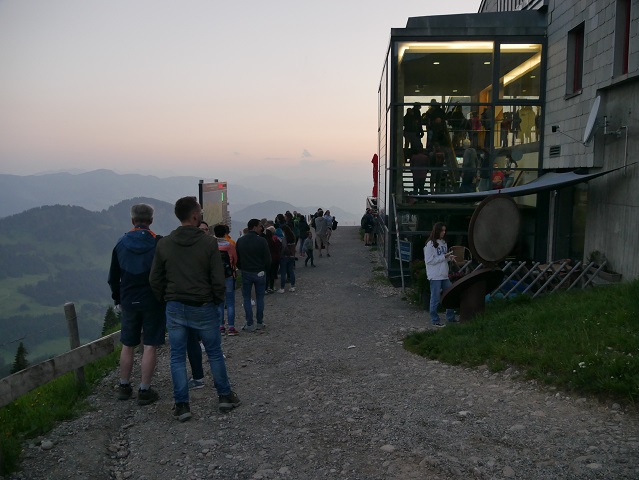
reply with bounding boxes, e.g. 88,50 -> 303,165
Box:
303,231 -> 315,267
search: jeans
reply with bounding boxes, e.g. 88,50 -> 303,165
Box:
186,329 -> 203,380
305,249 -> 314,266
166,301 -> 231,403
241,270 -> 266,325
217,276 -> 236,328
267,261 -> 279,291
280,257 -> 296,289
429,278 -> 456,323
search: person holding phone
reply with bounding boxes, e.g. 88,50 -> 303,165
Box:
424,222 -> 457,327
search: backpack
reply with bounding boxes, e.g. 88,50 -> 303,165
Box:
360,214 -> 368,229
332,218 -> 338,230
220,250 -> 233,278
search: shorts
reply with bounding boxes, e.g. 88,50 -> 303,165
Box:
316,233 -> 329,246
120,307 -> 166,347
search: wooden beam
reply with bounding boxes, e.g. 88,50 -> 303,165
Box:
0,332 -> 121,408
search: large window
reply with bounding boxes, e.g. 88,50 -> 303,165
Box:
499,44 -> 542,100
614,0 -> 631,76
566,23 -> 585,95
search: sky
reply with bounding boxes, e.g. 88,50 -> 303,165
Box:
0,0 -> 481,192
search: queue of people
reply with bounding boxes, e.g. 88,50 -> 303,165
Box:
108,200 -> 337,422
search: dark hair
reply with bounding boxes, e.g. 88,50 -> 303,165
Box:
428,222 -> 446,249
213,225 -> 226,237
247,218 -> 260,229
174,196 -> 200,222
198,220 -> 209,228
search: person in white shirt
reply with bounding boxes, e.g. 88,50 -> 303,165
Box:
424,222 -> 457,327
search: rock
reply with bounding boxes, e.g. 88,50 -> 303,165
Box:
40,440 -> 54,451
503,466 -> 515,477
380,444 -> 396,453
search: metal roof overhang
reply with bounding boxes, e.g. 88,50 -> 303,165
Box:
410,164 -> 635,203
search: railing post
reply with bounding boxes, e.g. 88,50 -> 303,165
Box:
64,302 -> 86,387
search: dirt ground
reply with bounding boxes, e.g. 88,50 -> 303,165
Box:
8,226 -> 639,480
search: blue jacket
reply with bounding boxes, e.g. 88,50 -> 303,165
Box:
108,227 -> 162,311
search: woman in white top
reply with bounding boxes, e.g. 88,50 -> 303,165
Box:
424,222 -> 457,326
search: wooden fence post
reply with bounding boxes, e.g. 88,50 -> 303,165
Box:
64,302 -> 86,387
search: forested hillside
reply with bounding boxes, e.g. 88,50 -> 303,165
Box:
0,198 -> 175,377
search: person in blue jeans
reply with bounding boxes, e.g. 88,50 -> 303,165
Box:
424,222 -> 457,327
235,218 -> 271,331
278,225 -> 296,293
213,224 -> 238,336
150,196 -> 240,421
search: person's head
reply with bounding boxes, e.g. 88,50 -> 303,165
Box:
325,210 -> 330,216
307,231 -> 313,238
428,222 -> 447,247
213,224 -> 226,238
198,220 -> 209,234
130,203 -> 153,227
463,139 -> 471,148
317,209 -> 324,216
493,162 -> 499,168
174,196 -> 201,226
225,224 -> 231,235
247,218 -> 261,232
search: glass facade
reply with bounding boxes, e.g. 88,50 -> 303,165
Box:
377,35 -> 546,278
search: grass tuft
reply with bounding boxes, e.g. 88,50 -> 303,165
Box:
404,280 -> 639,404
0,347 -> 120,475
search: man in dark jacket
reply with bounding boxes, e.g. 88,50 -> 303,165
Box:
108,203 -> 165,406
149,196 -> 240,421
235,218 -> 271,331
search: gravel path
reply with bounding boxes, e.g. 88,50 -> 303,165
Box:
8,226 -> 639,480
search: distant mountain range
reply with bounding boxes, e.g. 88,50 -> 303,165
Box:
0,197 -> 176,377
0,169 -> 364,222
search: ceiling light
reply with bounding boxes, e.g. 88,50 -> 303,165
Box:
484,61 -> 491,65
453,89 -> 458,93
433,61 -> 440,65
530,75 -> 536,78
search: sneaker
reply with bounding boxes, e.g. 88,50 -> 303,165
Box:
188,378 -> 205,390
251,299 -> 256,306
255,323 -> 266,330
277,289 -> 285,294
227,327 -> 239,336
173,402 -> 192,422
432,322 -> 446,328
117,383 -> 132,401
289,287 -> 296,292
220,325 -> 226,335
241,324 -> 256,332
137,387 -> 159,406
218,391 -> 241,413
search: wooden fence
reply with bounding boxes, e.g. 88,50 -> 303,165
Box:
0,303 -> 121,408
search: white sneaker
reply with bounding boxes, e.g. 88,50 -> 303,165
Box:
277,289 -> 285,294
251,299 -> 256,306
289,287 -> 296,292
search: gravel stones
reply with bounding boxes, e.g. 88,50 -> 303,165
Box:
7,227 -> 639,480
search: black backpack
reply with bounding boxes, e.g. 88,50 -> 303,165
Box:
220,250 -> 233,278
332,218 -> 338,230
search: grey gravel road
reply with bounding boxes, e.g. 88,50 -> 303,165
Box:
9,226 -> 639,480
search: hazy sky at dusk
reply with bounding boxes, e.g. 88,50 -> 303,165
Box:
0,0 -> 481,188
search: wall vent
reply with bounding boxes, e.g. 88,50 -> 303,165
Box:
549,145 -> 561,157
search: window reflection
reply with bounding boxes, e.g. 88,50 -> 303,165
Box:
499,44 -> 542,100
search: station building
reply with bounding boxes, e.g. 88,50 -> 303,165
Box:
376,0 -> 638,281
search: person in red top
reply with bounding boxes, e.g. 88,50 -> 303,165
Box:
491,162 -> 505,190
